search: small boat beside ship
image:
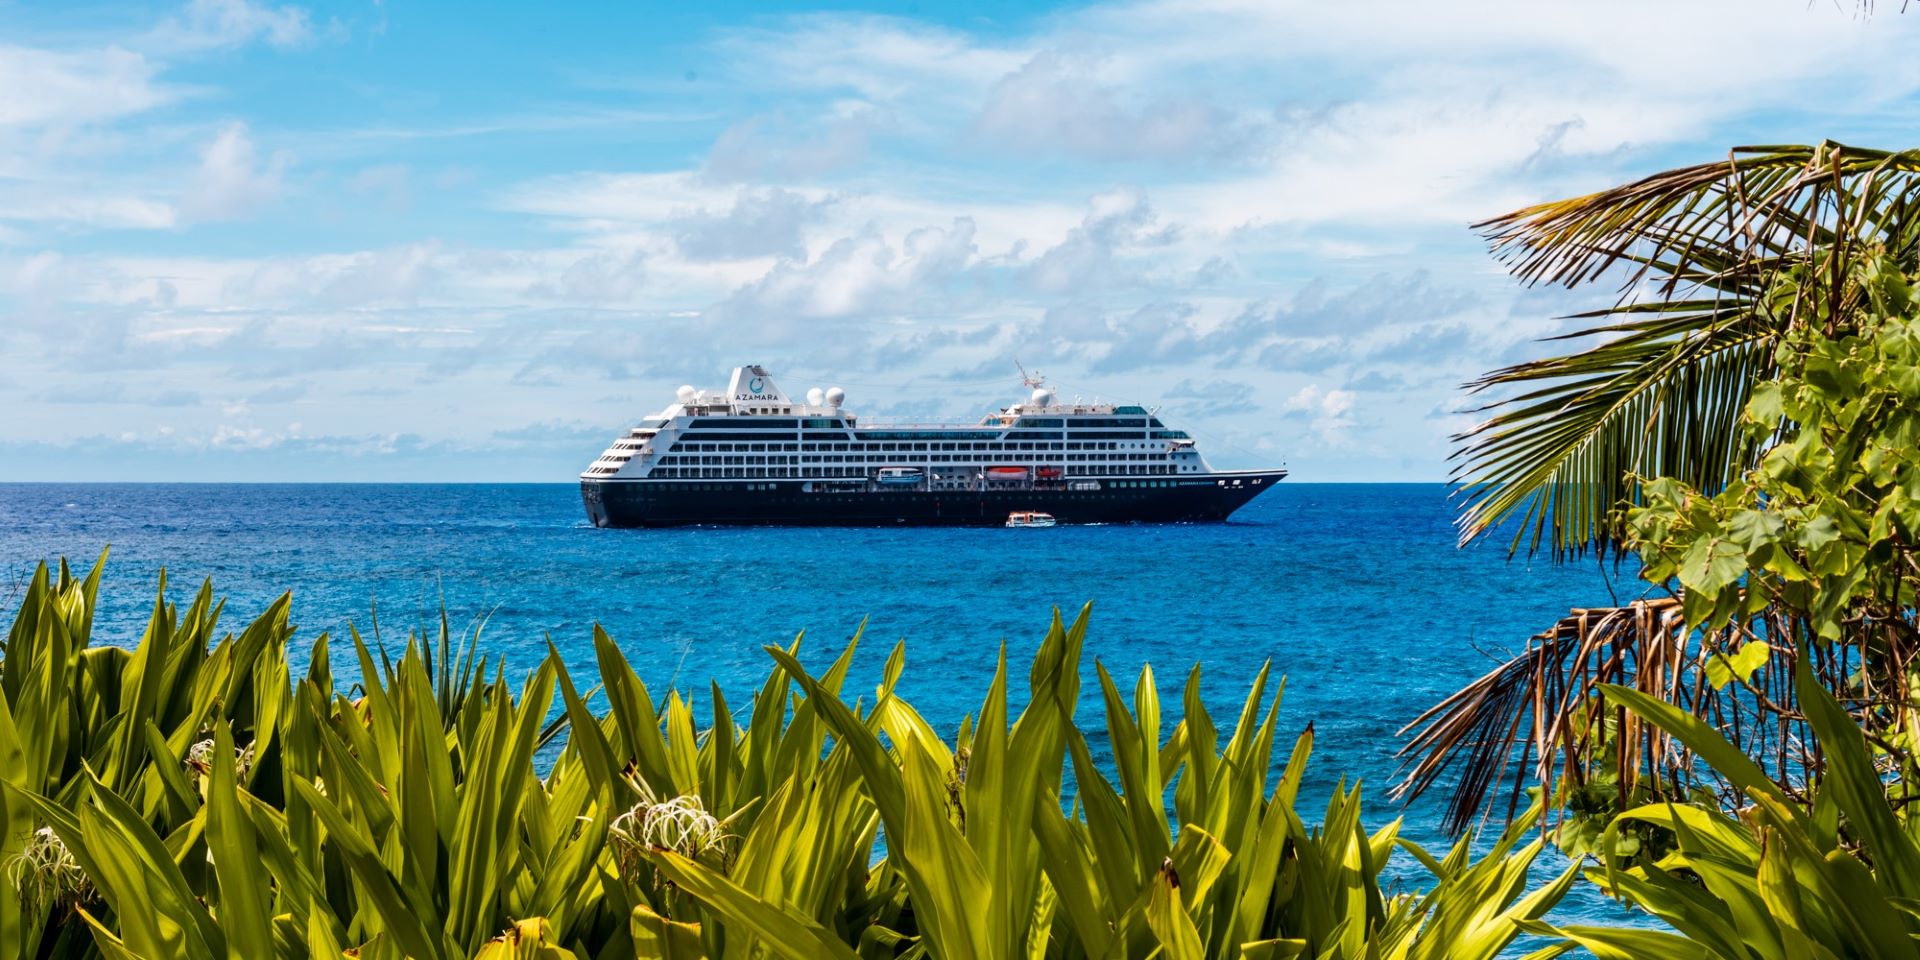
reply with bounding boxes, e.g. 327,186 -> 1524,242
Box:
578,364 -> 1287,527
1006,511 -> 1057,528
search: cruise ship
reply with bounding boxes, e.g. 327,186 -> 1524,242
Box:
579,365 -> 1286,527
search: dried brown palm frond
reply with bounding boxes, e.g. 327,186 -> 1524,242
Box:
1392,597 -> 1845,834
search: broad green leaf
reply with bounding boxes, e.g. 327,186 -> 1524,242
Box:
1595,684 -> 1794,811
292,778 -> 447,960
1515,920 -> 1708,960
631,905 -> 707,959
1704,642 -> 1769,690
206,723 -> 273,960
1677,537 -> 1747,595
1144,865 -> 1203,960
645,850 -> 860,960
1794,659 -> 1920,897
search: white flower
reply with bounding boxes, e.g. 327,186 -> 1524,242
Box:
185,737 -> 255,781
606,784 -> 739,874
8,826 -> 91,907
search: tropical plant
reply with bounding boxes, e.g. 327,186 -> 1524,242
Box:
0,550 -> 295,959
1522,658 -> 1920,959
1454,141 -> 1920,558
656,640 -> 1580,960
1405,146 -> 1920,834
0,555 -> 1574,959
1626,258 -> 1920,644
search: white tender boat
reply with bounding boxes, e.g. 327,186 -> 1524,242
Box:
1006,511 -> 1057,528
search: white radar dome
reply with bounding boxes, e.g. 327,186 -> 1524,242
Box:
1030,387 -> 1055,407
806,387 -> 826,405
825,386 -> 846,408
676,384 -> 697,403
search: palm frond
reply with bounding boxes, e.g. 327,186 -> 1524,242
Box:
1391,599 -> 1843,834
1456,141 -> 1920,556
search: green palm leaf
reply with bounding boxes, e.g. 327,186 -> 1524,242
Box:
1457,141 -> 1920,556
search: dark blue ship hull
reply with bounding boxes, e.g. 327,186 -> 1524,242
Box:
581,473 -> 1285,527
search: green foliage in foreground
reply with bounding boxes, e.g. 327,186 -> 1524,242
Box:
1628,257 -> 1920,643
1526,659 -> 1920,960
0,555 -> 1573,960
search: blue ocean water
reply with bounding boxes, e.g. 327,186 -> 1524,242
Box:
0,481 -> 1636,921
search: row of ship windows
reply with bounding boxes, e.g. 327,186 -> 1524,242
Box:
650,428 -> 1176,442
680,417 -> 1157,430
633,479 -> 1190,492
670,441 -> 1145,453
640,465 -> 1184,480
595,446 -> 1196,471
850,431 -> 1167,442
675,431 -> 1161,442
657,453 -> 1173,466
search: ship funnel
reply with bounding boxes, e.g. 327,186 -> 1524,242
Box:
726,365 -> 789,406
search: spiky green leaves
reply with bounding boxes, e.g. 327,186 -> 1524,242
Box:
1526,661 -> 1920,956
0,561 -> 1580,960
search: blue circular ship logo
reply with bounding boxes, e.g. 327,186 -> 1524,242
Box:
749,377 -> 765,394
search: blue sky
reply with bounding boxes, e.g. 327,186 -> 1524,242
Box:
5,0 -> 1920,481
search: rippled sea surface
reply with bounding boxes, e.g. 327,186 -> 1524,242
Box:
0,481 -> 1639,923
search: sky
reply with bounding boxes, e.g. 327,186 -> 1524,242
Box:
5,0 -> 1920,481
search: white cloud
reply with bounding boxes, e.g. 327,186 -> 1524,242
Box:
0,46 -> 169,128
704,111 -> 875,182
1097,1 -> 1920,233
501,169 -> 1078,268
1164,377 -> 1259,414
975,51 -> 1259,163
0,251 -> 162,309
146,0 -> 314,54
715,217 -> 980,321
228,242 -> 447,306
672,189 -> 836,261
503,172 -> 742,229
0,2 -> 324,241
1023,188 -> 1177,296
0,193 -> 178,230
183,122 -> 289,221
715,15 -> 1024,108
527,247 -> 648,303
1281,384 -> 1356,443
719,1 -> 1920,240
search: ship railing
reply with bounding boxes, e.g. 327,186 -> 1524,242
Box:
851,407 -> 1119,429
848,418 -> 1011,429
